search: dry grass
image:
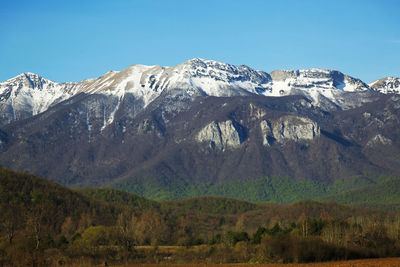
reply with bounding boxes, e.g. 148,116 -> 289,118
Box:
117,257 -> 400,267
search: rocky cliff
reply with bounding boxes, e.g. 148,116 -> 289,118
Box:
196,120 -> 242,150
260,116 -> 320,146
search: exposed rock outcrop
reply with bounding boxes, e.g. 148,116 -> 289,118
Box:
366,134 -> 392,147
249,103 -> 267,120
260,116 -> 320,145
196,120 -> 242,150
260,120 -> 274,146
136,118 -> 163,137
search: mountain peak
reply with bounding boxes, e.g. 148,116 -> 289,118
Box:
369,77 -> 400,94
1,72 -> 55,89
181,58 -> 238,70
0,71 -> 72,123
0,59 -> 395,127
185,57 -> 207,63
269,68 -> 370,93
1,72 -> 39,83
23,72 -> 41,77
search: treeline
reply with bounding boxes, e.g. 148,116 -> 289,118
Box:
115,174 -> 400,211
1,167 -> 400,266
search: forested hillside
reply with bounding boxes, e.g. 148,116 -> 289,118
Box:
1,167 -> 400,266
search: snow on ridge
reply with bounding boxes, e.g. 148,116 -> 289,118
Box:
369,77 -> 400,94
0,59 -> 395,127
0,72 -> 75,117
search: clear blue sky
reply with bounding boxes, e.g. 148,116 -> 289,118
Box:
1,0 -> 399,83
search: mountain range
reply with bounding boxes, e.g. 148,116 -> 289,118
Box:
0,58 -> 399,204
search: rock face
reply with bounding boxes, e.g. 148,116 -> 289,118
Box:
136,119 -> 163,137
366,134 -> 393,147
196,120 -> 242,150
249,103 -> 267,120
273,116 -> 320,142
260,120 -> 274,146
260,116 -> 320,145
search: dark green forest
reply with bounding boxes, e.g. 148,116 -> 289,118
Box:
114,174 -> 400,212
1,167 -> 400,266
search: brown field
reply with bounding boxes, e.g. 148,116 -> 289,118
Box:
123,257 -> 400,267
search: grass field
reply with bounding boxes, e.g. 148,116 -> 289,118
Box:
123,257 -> 400,267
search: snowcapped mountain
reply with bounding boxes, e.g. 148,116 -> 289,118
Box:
369,77 -> 400,94
267,68 -> 376,110
0,59 -> 399,195
0,73 -> 76,124
70,58 -> 274,106
0,58 -> 390,126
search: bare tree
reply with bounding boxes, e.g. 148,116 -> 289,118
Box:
135,211 -> 169,246
116,210 -> 136,252
26,203 -> 45,250
0,204 -> 22,244
61,216 -> 76,238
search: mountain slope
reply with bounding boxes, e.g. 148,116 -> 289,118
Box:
320,177 -> 400,208
0,73 -> 75,125
0,59 -> 384,127
0,91 -> 399,199
0,166 -> 121,235
78,187 -> 160,210
0,59 -> 399,203
369,77 -> 400,94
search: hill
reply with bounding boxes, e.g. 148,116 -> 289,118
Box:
1,166 -> 399,266
320,176 -> 400,211
77,187 -> 160,210
0,167 -> 122,235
